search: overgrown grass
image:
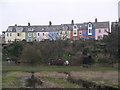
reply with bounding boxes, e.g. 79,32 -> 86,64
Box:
2,72 -> 22,88
2,65 -> 119,71
92,78 -> 119,88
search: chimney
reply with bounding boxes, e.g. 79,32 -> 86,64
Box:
49,21 -> 52,26
28,22 -> 30,26
95,18 -> 97,23
71,20 -> 74,25
15,24 -> 17,26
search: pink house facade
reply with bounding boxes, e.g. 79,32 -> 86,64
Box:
36,32 -> 49,41
95,28 -> 109,40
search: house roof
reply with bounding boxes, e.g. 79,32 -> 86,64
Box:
6,21 -> 109,32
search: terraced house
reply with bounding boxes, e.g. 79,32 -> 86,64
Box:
70,19 -> 110,40
5,25 -> 26,43
4,19 -> 110,43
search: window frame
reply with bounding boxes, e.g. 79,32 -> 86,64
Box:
104,29 -> 107,33
98,35 -> 102,39
7,33 -> 9,37
28,33 -> 32,37
33,33 -> 36,37
38,33 -> 40,36
17,33 -> 21,36
79,31 -> 82,35
89,29 -> 92,33
98,29 -> 101,33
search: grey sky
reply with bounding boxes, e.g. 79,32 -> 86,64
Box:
0,0 -> 119,34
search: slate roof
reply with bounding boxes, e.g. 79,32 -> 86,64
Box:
62,21 -> 109,30
6,21 -> 109,32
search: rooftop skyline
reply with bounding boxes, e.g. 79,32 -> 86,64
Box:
0,0 -> 119,34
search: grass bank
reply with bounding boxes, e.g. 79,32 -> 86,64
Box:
2,65 -> 119,71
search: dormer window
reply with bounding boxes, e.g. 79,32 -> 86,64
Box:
16,27 -> 23,32
73,25 -> 78,36
42,28 -> 44,30
28,28 -> 33,31
74,26 -> 77,29
88,24 -> 91,27
88,23 -> 92,35
8,27 -> 12,32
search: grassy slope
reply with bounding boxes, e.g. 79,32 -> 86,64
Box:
2,72 -> 22,88
2,65 -> 119,71
2,71 -> 80,88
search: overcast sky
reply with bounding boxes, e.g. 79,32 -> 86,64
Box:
0,0 -> 119,33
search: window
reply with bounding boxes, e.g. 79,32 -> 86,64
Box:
8,27 -> 12,32
65,31 -> 67,34
33,33 -> 36,37
79,31 -> 82,35
43,33 -> 44,36
38,33 -> 39,36
98,36 -> 102,39
98,30 -> 101,33
7,33 -> 9,36
28,28 -> 33,31
10,33 -> 12,36
74,26 -> 77,29
28,33 -> 31,37
89,24 -> 91,27
42,28 -> 44,30
82,30 -> 86,34
73,31 -> 77,35
60,32 -> 62,34
89,29 -> 92,33
104,29 -> 107,33
17,33 -> 21,36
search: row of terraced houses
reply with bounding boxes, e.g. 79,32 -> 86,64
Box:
3,19 -> 110,43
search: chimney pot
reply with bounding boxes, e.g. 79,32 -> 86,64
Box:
95,18 -> 97,23
49,21 -> 52,26
71,20 -> 74,25
28,22 -> 30,26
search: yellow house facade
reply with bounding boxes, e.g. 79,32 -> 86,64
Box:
5,26 -> 26,43
60,30 -> 71,40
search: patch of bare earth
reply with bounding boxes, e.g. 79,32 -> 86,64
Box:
35,71 -> 67,79
70,71 -> 118,85
36,81 -> 63,88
